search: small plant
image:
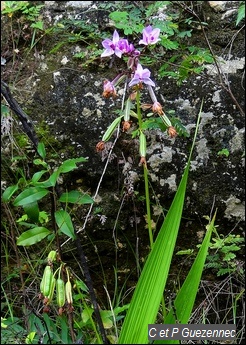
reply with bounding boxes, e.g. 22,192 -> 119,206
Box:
217,148 -> 230,157
204,231 -> 244,276
1,0 -> 52,61
2,142 -> 93,248
2,1 -> 44,21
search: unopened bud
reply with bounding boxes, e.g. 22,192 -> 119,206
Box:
168,126 -> 177,138
122,121 -> 132,132
96,141 -> 105,152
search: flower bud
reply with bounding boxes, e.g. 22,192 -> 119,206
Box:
122,121 -> 132,132
96,141 -> 105,152
152,101 -> 164,115
102,80 -> 117,98
168,126 -> 177,138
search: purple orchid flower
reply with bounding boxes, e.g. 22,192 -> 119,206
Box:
101,30 -> 123,58
139,25 -> 161,45
117,39 -> 135,55
128,63 -> 155,87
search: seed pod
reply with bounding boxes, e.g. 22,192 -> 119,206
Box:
42,265 -> 53,297
65,280 -> 73,305
160,113 -> 172,127
47,250 -> 57,264
124,98 -> 132,122
47,275 -> 56,305
139,131 -> 146,158
40,275 -> 45,295
102,116 -> 123,142
56,278 -> 66,308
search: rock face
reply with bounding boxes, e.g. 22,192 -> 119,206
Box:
2,1 -> 245,239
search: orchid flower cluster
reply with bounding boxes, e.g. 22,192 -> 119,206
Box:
96,25 -> 177,166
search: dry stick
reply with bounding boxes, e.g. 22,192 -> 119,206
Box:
75,236 -> 109,344
60,126 -> 120,249
1,80 -> 39,149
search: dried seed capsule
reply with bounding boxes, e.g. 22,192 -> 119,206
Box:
56,278 -> 65,308
42,265 -> 53,297
65,280 -> 73,305
102,116 -> 123,142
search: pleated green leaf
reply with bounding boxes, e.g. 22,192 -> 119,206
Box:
155,212 -> 216,344
118,161 -> 190,344
118,100 -> 204,344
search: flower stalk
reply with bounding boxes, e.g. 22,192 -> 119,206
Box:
97,24 -> 177,248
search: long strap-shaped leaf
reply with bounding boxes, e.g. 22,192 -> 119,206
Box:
118,101 -> 203,344
154,211 -> 217,344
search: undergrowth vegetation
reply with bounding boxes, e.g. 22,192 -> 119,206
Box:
1,1 -> 245,344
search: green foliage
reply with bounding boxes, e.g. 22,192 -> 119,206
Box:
236,2 -> 245,26
2,142 -> 93,246
2,1 -> 44,21
119,104 -> 215,343
1,316 -> 27,344
218,148 -> 230,157
1,1 -> 45,51
158,46 -> 214,85
109,10 -> 145,35
1,2 -> 244,343
204,233 -> 244,276
106,1 -> 214,84
48,18 -> 102,65
141,116 -> 189,137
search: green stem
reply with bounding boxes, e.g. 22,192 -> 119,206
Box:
136,89 -> 153,248
136,90 -> 142,129
143,164 -> 154,248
